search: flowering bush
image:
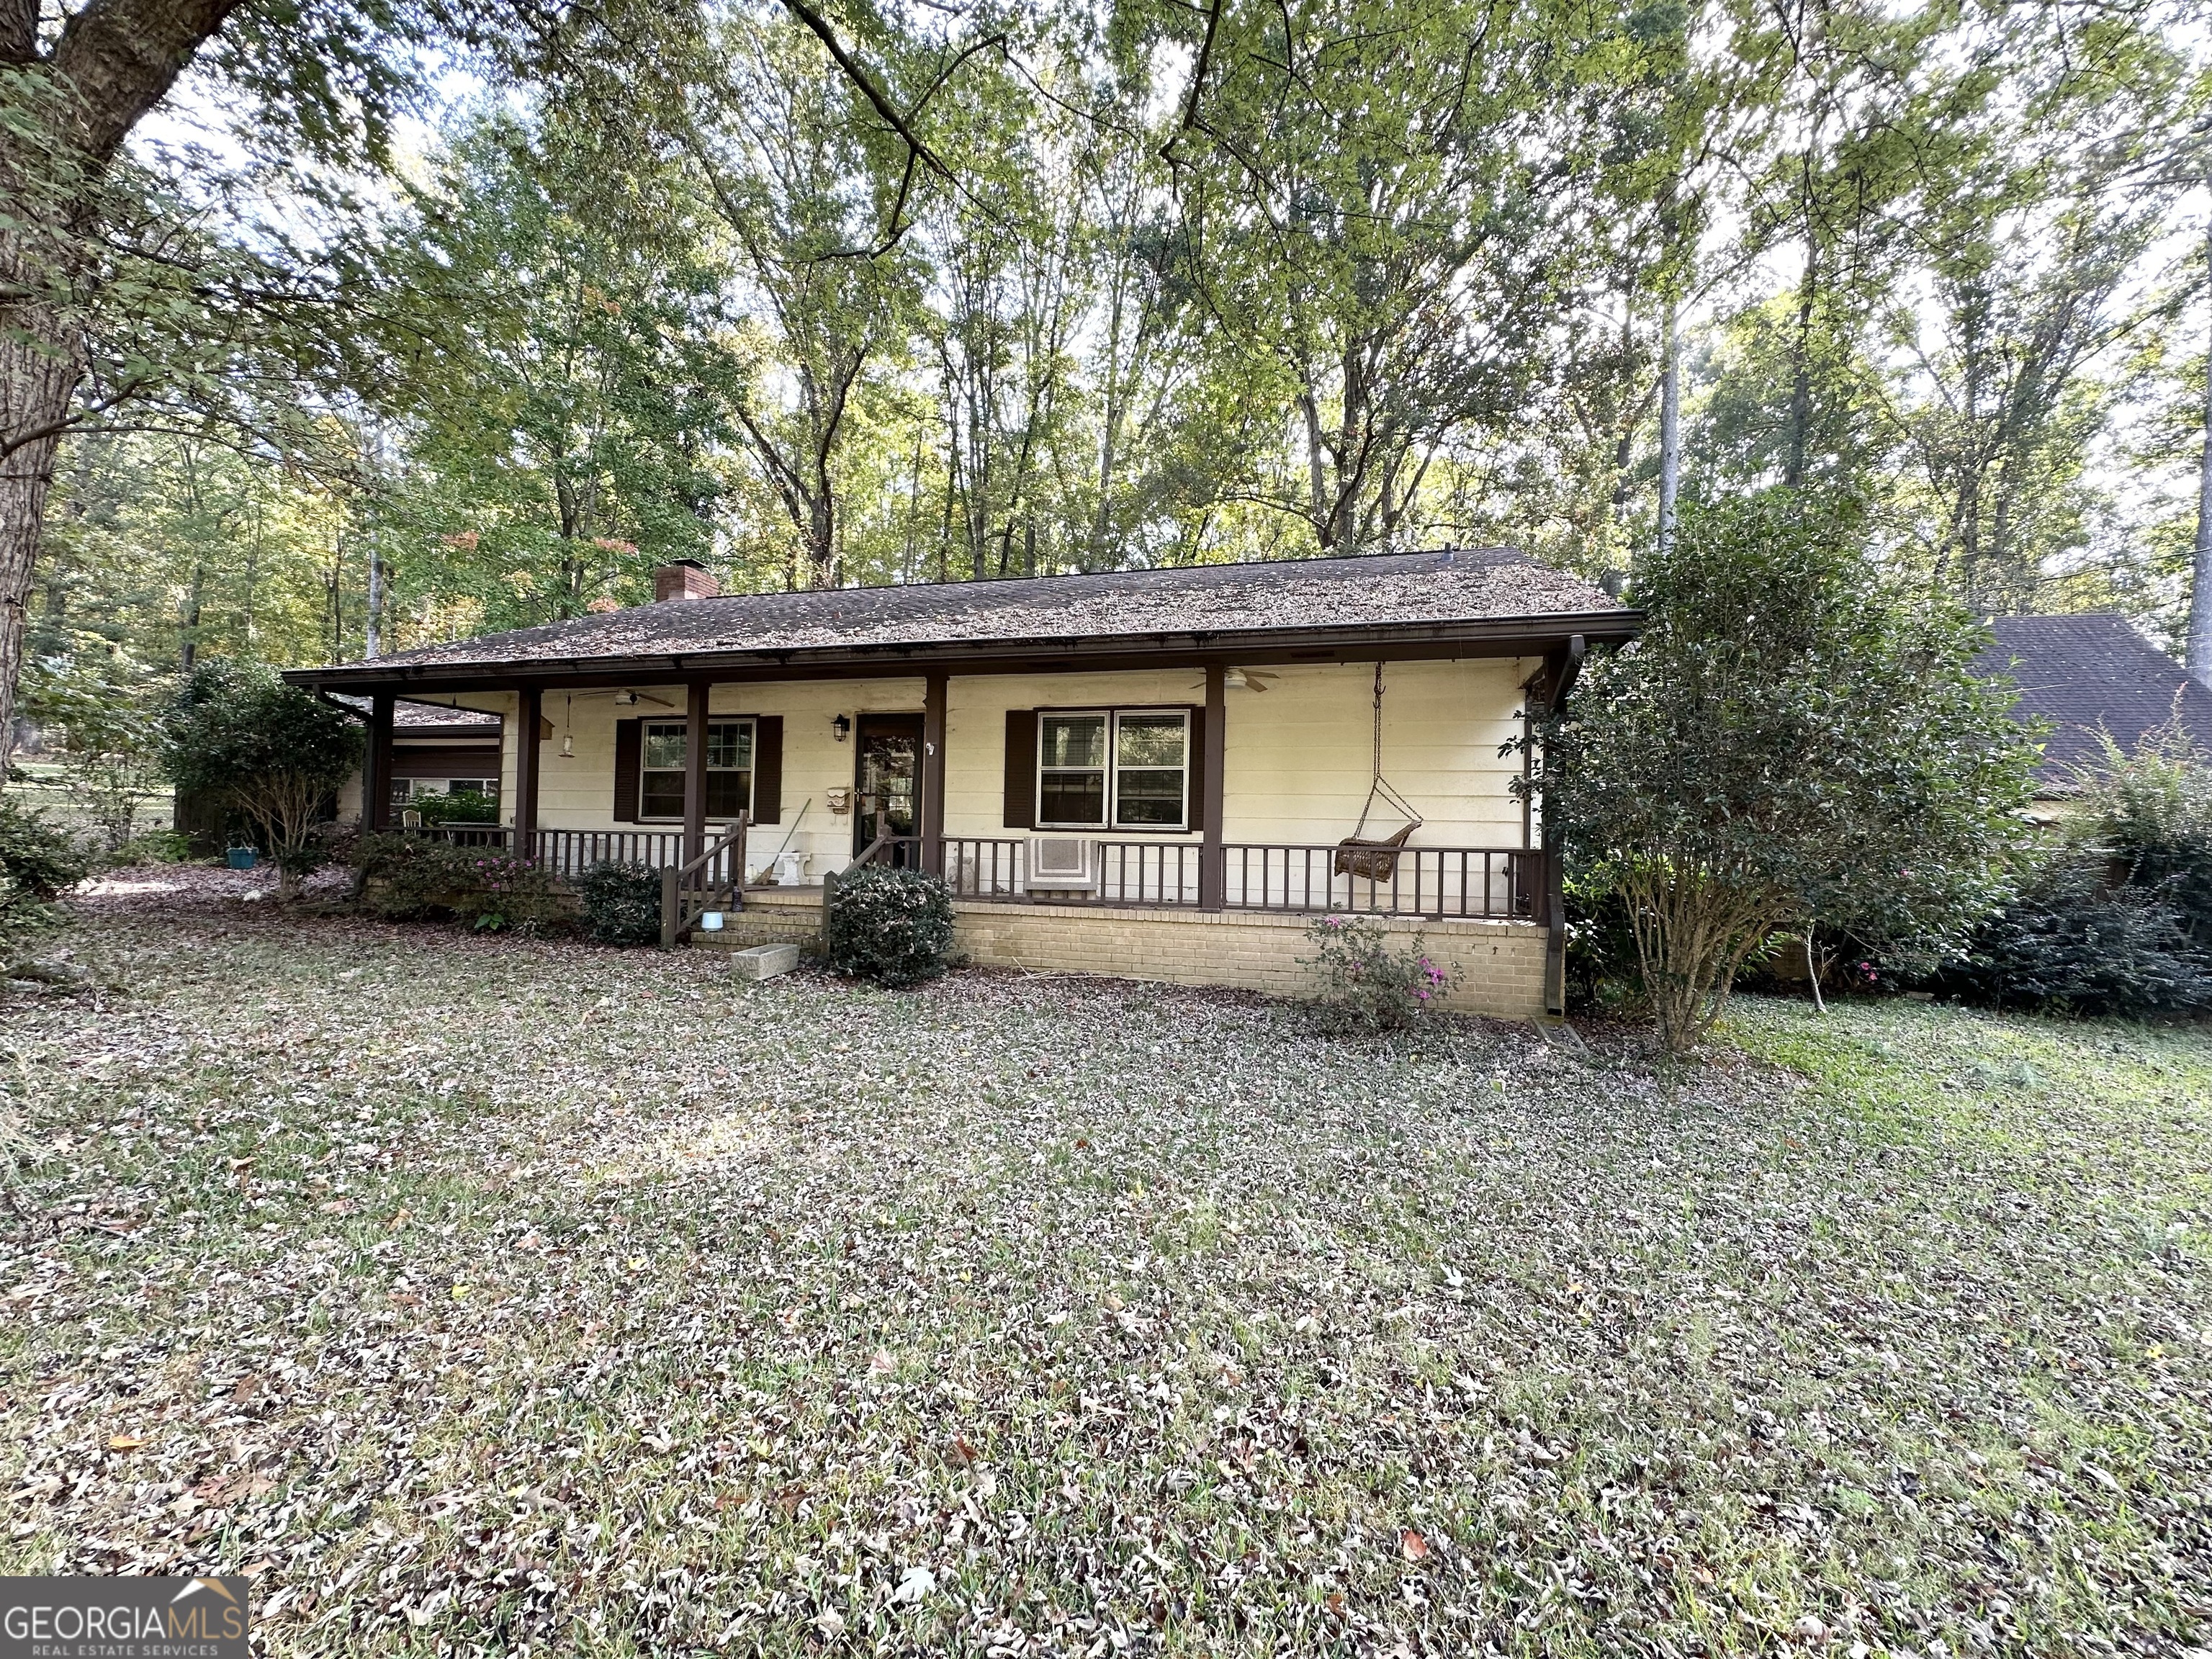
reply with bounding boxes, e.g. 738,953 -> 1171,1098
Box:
352,835 -> 565,932
1299,914 -> 1459,1035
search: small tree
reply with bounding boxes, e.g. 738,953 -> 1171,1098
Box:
1532,493 -> 2034,1052
163,662 -> 365,899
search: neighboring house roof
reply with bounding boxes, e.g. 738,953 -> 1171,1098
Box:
333,694 -> 504,736
1977,613 -> 2212,789
286,549 -> 1636,692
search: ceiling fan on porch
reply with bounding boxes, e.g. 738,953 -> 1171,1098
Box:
1189,667 -> 1279,693
570,688 -> 678,709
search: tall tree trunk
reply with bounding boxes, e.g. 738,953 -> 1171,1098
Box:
1299,385 -> 1328,550
1657,298 -> 1681,558
364,549 -> 385,657
2191,194 -> 2212,690
1785,240 -> 1817,493
0,314 -> 81,768
0,0 -> 251,778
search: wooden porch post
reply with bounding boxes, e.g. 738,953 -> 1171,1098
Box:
1537,635 -> 1586,1020
364,693 -> 394,830
514,685 -> 542,859
921,670 -> 947,873
683,680 -> 710,866
1200,662 -> 1226,910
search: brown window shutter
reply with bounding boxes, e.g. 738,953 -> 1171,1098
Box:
752,716 -> 783,823
613,718 -> 642,822
1184,705 -> 1207,832
1003,709 -> 1036,829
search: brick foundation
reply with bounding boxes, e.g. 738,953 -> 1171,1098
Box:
694,889 -> 1548,1020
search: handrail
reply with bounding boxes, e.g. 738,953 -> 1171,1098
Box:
659,814 -> 750,948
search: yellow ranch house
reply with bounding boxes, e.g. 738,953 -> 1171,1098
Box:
288,551 -> 1639,1019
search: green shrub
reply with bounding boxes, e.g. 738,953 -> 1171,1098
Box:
0,801 -> 93,936
824,866 -> 954,987
162,660 -> 363,899
1529,492 -> 2031,1051
1300,914 -> 1459,1035
106,828 -> 192,868
467,853 -> 562,932
351,835 -> 565,932
417,788 -> 500,827
1937,852 -> 2212,1015
2084,728 -> 2212,949
577,861 -> 663,947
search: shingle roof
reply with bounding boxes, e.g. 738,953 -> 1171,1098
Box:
1977,613 -> 2212,787
297,549 -> 1628,683
333,695 -> 503,733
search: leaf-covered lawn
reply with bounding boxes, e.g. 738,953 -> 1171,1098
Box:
4,872 -> 2208,1655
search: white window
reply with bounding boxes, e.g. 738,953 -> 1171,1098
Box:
641,719 -> 754,820
1037,709 -> 1189,831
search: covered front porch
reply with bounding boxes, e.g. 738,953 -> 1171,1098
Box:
297,550 -> 1636,1017
350,650 -> 1570,1014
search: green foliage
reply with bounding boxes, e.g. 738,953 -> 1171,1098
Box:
415,788 -> 498,826
2082,727 -> 2212,948
1298,914 -> 1459,1035
824,866 -> 954,988
107,828 -> 192,868
466,853 -> 563,932
1938,853 -> 2212,1015
19,649 -> 168,854
163,661 -> 363,897
1935,729 -> 2212,1015
1534,492 -> 2033,1050
351,835 -> 565,933
575,860 -> 662,948
0,801 -> 94,938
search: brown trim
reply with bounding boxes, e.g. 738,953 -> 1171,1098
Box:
390,746 -> 502,779
921,670 -> 947,874
282,612 -> 1643,697
1200,667 -> 1225,909
1002,709 -> 1036,830
364,694 -> 394,830
683,682 -> 710,864
514,687 -> 542,850
613,718 -> 642,822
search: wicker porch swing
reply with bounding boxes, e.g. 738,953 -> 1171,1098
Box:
1334,662 -> 1424,881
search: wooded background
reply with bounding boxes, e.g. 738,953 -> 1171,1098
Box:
5,0 -> 2208,731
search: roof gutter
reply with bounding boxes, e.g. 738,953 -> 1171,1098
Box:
282,609 -> 1646,696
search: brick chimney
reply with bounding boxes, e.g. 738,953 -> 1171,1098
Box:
654,559 -> 719,603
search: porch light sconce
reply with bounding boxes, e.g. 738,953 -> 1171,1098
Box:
832,713 -> 852,742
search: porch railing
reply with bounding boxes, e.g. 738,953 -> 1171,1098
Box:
937,837 -> 1540,920
660,814 -> 750,948
1225,844 -> 1539,920
401,824 -> 1542,924
408,824 -> 693,876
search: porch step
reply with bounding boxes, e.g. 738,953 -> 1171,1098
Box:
727,943 -> 800,981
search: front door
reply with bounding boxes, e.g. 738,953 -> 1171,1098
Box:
854,714 -> 924,864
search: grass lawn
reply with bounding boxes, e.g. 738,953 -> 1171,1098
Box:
3,873 -> 2208,1655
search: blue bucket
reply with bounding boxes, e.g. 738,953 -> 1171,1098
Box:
226,846 -> 258,871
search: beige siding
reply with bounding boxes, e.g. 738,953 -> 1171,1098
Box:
947,658 -> 1531,850
376,660 -> 1532,871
